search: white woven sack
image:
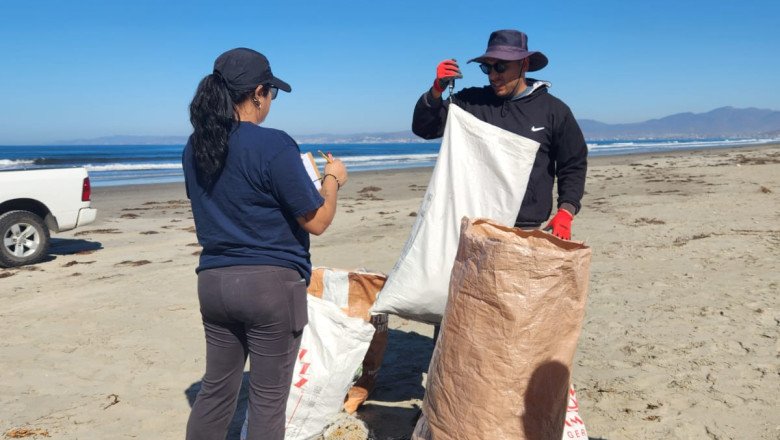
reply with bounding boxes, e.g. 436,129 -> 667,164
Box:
371,104 -> 540,323
241,295 -> 375,440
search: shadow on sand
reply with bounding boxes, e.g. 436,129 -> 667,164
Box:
354,329 -> 434,439
49,237 -> 103,256
27,238 -> 103,265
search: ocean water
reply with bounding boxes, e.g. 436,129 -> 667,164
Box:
0,137 -> 777,187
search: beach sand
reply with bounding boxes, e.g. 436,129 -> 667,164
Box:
1,145 -> 778,439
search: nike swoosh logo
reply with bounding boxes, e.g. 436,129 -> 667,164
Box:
531,126 -> 545,132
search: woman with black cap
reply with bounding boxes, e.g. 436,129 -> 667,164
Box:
182,47 -> 347,440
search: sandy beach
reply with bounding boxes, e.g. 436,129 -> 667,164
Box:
1,144 -> 778,439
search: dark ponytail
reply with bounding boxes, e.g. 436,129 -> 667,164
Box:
188,73 -> 253,188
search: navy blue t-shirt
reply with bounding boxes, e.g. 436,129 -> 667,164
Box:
183,122 -> 324,282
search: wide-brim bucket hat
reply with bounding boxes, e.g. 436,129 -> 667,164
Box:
213,47 -> 291,93
468,29 -> 548,72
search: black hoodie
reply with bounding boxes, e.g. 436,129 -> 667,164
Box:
412,79 -> 587,227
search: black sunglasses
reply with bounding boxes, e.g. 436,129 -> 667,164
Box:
266,85 -> 279,100
479,62 -> 509,74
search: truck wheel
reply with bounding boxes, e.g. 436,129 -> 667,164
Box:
0,210 -> 51,268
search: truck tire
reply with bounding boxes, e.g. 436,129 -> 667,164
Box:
0,210 -> 51,268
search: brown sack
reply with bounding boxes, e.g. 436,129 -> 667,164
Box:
307,268 -> 389,414
420,218 -> 592,440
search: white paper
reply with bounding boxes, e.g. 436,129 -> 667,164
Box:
300,152 -> 322,190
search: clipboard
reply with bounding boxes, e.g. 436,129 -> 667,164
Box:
300,152 -> 322,190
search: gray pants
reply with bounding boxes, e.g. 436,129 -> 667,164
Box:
186,265 -> 308,440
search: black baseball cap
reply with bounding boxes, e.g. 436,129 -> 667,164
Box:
213,47 -> 291,93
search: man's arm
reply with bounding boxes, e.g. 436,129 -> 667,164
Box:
544,108 -> 587,240
412,90 -> 450,140
411,59 -> 462,140
554,108 -> 588,214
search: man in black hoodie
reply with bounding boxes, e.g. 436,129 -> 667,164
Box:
412,29 -> 587,240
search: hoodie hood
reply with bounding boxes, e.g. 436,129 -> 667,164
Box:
510,78 -> 551,101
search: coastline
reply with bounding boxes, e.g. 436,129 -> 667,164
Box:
1,144 -> 778,439
91,142 -> 780,216
5,137 -> 770,188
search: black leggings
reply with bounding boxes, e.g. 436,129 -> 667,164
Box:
186,265 -> 308,440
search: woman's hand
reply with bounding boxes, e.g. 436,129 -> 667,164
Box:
324,156 -> 348,188
297,155 -> 347,236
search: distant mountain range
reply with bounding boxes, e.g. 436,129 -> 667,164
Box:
55,106 -> 780,145
579,107 -> 780,139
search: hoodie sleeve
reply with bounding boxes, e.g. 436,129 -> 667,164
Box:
553,107 -> 588,214
412,90 -> 450,139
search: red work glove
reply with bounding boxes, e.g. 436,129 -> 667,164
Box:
544,208 -> 574,240
433,59 -> 463,93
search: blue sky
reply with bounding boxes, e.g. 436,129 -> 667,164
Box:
0,0 -> 778,144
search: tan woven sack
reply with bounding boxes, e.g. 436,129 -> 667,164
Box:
418,218 -> 591,439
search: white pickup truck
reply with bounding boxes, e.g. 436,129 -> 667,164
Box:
0,167 -> 97,267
